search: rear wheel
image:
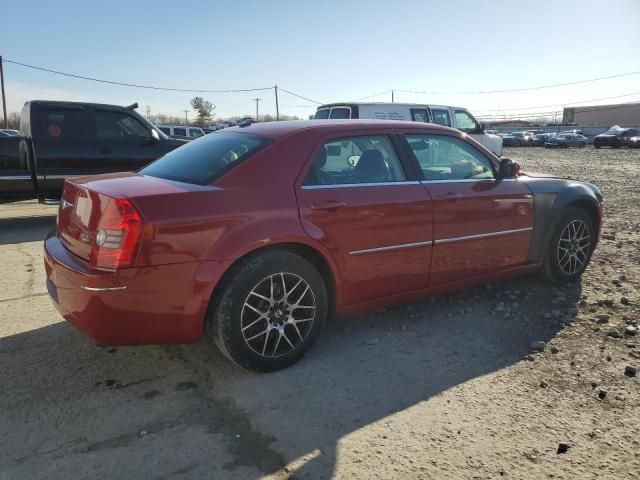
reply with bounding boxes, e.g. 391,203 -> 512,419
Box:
209,250 -> 328,371
543,207 -> 595,284
579,142 -> 586,148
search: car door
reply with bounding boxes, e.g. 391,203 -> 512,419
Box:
37,104 -> 93,199
296,132 -> 433,306
93,108 -> 160,172
403,131 -> 533,286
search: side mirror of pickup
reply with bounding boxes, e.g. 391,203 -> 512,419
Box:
145,129 -> 160,145
498,158 -> 520,179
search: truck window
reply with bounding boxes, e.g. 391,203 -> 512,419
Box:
314,109 -> 331,119
430,108 -> 451,127
42,109 -> 85,140
189,128 -> 204,138
454,109 -> 480,133
173,127 -> 187,136
410,109 -> 429,123
95,111 -> 150,141
159,127 -> 170,135
329,108 -> 350,119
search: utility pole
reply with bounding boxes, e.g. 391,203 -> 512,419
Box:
183,109 -> 189,124
391,90 -> 394,103
146,105 -> 151,119
253,98 -> 261,121
274,86 -> 279,121
0,56 -> 8,128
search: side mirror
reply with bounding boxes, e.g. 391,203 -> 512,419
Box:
146,129 -> 160,145
498,158 -> 520,178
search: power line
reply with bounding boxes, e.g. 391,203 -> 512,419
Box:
473,91 -> 640,113
392,70 -> 640,95
3,58 -> 274,93
277,87 -> 322,105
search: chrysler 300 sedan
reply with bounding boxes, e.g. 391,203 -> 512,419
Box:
44,120 -> 602,371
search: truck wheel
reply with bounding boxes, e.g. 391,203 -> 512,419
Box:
209,250 -> 328,371
543,207 -> 595,284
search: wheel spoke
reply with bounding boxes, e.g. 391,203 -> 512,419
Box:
244,302 -> 267,316
262,329 -> 271,355
249,290 -> 271,303
290,321 -> 304,341
246,328 -> 269,342
280,273 -> 287,298
272,333 -> 282,356
281,331 -> 295,349
293,317 -> 314,324
242,316 -> 267,332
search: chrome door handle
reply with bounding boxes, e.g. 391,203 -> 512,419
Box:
437,192 -> 462,202
310,201 -> 347,212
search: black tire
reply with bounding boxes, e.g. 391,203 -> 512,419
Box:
543,207 -> 595,284
594,144 -> 601,149
209,250 -> 328,372
579,142 -> 586,148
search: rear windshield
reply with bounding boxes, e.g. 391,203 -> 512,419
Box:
140,131 -> 270,185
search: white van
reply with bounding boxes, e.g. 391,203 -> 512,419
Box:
157,125 -> 205,140
313,103 -> 502,157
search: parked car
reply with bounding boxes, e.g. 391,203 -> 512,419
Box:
44,120 -> 602,371
314,102 -> 503,157
237,117 -> 256,127
544,133 -> 587,148
594,126 -> 640,148
502,131 -> 535,147
157,125 -> 205,140
533,132 -> 556,146
0,101 -> 187,204
627,134 -> 640,148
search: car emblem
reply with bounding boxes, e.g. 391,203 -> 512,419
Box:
61,199 -> 73,209
79,232 -> 91,243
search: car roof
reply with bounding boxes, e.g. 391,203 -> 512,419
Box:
225,119 -> 459,139
317,102 -> 467,110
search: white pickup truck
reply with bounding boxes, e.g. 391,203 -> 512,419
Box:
314,102 -> 503,157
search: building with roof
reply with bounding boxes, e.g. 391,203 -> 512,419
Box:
563,102 -> 640,126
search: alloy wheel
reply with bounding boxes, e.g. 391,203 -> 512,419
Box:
557,219 -> 591,275
241,273 -> 316,357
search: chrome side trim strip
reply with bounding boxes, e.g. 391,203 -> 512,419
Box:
349,240 -> 432,255
436,227 -> 533,244
301,181 -> 420,190
419,178 -> 516,184
78,285 -> 127,292
0,175 -> 33,180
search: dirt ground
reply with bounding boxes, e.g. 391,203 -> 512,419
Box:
0,146 -> 638,480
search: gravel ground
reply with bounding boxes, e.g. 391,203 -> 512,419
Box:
0,146 -> 638,479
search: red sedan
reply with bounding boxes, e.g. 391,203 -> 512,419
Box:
44,120 -> 603,371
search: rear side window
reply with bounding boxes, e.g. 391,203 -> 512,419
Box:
431,108 -> 451,127
189,128 -> 204,138
173,127 -> 187,136
41,109 -> 85,140
140,131 -> 269,185
303,135 -> 406,186
159,127 -> 170,135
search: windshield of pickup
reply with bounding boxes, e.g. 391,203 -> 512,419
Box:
140,131 -> 269,185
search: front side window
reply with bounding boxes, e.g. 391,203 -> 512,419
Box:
141,131 -> 269,185
329,107 -> 351,119
454,109 -> 480,133
431,108 -> 451,127
173,127 -> 187,136
314,109 -> 331,119
189,128 -> 204,138
405,134 -> 495,181
95,111 -> 150,141
303,135 -> 406,186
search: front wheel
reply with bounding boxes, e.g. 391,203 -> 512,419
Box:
209,250 -> 328,371
579,142 -> 586,148
543,207 -> 595,284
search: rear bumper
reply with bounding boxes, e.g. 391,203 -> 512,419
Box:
44,230 -> 227,346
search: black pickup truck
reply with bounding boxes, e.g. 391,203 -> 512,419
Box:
0,100 -> 187,203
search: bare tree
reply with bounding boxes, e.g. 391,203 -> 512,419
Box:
190,97 -> 216,127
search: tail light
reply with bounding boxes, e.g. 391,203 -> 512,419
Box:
90,198 -> 143,269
